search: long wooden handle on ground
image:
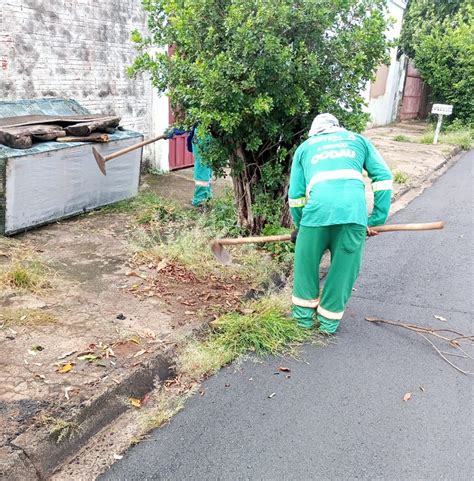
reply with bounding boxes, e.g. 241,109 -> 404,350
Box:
210,221 -> 445,265
93,133 -> 168,175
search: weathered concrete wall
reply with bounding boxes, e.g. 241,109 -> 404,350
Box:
0,0 -> 163,164
363,0 -> 408,127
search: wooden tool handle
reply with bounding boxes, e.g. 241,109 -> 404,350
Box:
104,134 -> 168,162
372,222 -> 444,232
216,222 -> 444,246
218,234 -> 291,246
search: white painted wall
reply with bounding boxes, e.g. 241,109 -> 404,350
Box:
0,0 -> 169,170
363,0 -> 408,127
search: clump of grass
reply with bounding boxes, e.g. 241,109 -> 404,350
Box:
0,245 -> 53,293
177,295 -> 308,381
102,191 -> 189,224
200,189 -> 242,237
420,124 -> 473,150
0,308 -> 56,328
139,389 -> 188,433
393,171 -> 409,184
37,416 -> 80,443
393,134 -> 411,142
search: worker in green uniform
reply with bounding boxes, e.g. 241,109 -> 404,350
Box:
167,125 -> 213,207
289,113 -> 393,334
188,125 -> 213,207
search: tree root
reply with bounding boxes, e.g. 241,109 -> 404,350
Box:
366,317 -> 473,375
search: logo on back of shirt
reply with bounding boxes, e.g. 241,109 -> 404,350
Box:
311,148 -> 356,164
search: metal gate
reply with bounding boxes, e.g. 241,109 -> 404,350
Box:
168,103 -> 194,170
399,62 -> 430,121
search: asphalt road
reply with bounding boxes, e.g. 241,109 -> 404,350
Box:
102,151 -> 473,480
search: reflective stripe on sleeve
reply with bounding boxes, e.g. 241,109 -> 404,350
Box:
317,305 -> 344,320
306,169 -> 364,196
195,180 -> 211,187
292,295 -> 319,309
289,197 -> 307,208
372,180 -> 393,192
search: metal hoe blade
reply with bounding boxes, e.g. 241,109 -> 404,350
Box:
210,241 -> 233,265
92,147 -> 107,176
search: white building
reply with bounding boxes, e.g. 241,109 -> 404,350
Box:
363,0 -> 408,127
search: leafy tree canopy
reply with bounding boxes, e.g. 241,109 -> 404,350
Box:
131,0 -> 390,232
400,0 -> 473,122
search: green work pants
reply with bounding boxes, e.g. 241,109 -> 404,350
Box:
292,224 -> 366,333
192,145 -> 213,206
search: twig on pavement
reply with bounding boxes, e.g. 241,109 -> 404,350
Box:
365,317 -> 473,375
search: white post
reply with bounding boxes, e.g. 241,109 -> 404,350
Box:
433,114 -> 443,145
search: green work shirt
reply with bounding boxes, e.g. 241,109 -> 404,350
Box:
288,130 -> 393,229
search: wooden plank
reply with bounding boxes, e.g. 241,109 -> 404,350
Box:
0,114 -> 115,129
65,117 -> 120,136
0,124 -> 66,149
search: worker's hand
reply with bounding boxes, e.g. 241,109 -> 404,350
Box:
367,227 -> 379,237
166,127 -> 186,139
291,229 -> 299,243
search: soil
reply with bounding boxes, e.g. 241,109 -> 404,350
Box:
0,210 -> 248,452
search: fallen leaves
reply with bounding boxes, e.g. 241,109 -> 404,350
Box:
130,398 -> 142,408
57,363 -> 74,374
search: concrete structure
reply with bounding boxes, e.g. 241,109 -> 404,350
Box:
0,0 -> 169,169
364,0 -> 408,127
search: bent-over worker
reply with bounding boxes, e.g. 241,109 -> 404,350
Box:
289,113 -> 393,334
188,125 -> 213,207
167,125 -> 213,207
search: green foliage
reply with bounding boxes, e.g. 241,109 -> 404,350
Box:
200,189 -> 242,237
261,224 -> 294,267
420,124 -> 473,149
393,134 -> 411,142
393,171 -> 409,184
178,296 -> 310,379
400,1 -> 473,122
130,0 -> 391,232
103,191 -> 188,224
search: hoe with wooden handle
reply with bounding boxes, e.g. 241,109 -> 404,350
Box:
210,222 -> 445,265
93,134 -> 168,175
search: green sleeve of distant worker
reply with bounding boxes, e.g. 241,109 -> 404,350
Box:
288,147 -> 307,229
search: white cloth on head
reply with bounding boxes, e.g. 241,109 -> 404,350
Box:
308,113 -> 345,137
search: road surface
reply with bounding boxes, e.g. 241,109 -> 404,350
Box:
101,151 -> 473,480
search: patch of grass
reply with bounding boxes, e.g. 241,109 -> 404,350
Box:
0,241 -> 53,294
37,416 -> 80,443
139,389 -> 188,433
420,126 -> 473,150
393,134 -> 411,142
177,295 -> 309,381
200,189 -> 242,237
102,191 -> 189,224
393,171 -> 409,185
0,308 -> 56,328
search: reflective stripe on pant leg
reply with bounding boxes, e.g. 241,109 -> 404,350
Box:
195,180 -> 211,187
292,295 -> 319,309
317,305 -> 344,320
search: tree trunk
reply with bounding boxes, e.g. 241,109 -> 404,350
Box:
230,145 -> 293,234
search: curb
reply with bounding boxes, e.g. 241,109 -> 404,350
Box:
4,349 -> 174,480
